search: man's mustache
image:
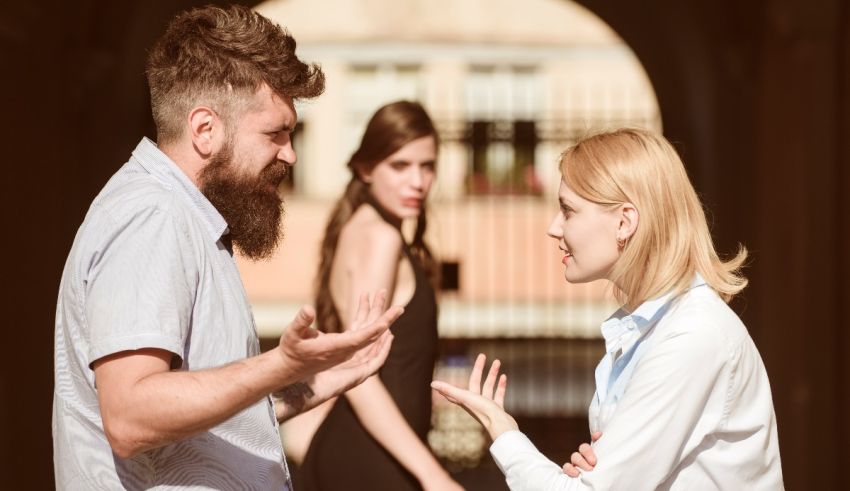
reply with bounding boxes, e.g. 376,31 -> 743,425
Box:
261,160 -> 289,186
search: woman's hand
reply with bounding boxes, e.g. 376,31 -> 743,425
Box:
562,432 -> 602,477
431,353 -> 518,441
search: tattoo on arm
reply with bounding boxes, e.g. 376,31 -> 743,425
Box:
274,381 -> 315,413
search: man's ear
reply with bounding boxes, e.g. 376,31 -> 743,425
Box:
618,202 -> 639,242
187,106 -> 220,157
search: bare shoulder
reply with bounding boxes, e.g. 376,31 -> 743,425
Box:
338,205 -> 403,266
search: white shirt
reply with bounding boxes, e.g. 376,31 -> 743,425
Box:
53,138 -> 290,490
490,280 -> 784,490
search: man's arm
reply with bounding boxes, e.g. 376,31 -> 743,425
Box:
95,297 -> 401,459
273,293 -> 395,422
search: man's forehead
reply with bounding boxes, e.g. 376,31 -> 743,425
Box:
244,86 -> 296,125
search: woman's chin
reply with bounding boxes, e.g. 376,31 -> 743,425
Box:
563,269 -> 592,284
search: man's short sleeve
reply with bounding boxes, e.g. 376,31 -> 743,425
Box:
84,205 -> 198,367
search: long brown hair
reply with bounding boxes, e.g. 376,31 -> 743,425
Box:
315,101 -> 440,333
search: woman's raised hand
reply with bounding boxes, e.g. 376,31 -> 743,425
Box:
431,354 -> 518,441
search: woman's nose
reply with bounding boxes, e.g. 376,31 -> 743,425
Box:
546,213 -> 563,239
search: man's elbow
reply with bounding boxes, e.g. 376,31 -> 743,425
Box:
103,417 -> 149,459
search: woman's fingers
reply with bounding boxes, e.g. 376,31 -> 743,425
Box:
561,440 -> 597,477
562,462 -> 580,478
431,380 -> 466,406
466,354 -> 507,402
579,443 -> 596,466
571,449 -> 593,471
494,374 -> 507,408
468,353 -> 486,393
481,359 -> 501,399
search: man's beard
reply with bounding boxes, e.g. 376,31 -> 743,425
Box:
199,141 -> 287,261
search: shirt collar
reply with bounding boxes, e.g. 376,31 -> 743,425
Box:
131,137 -> 229,243
600,274 -> 707,356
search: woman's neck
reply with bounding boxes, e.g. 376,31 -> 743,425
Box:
364,193 -> 403,229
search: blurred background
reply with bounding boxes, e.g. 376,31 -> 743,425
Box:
3,0 -> 848,489
244,1 -> 658,486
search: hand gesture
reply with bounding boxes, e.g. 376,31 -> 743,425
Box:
431,353 -> 518,441
562,432 -> 601,477
276,290 -> 402,385
275,293 -> 397,420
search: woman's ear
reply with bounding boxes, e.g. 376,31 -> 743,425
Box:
618,203 -> 639,242
353,162 -> 373,184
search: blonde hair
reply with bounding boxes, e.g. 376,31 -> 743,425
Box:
559,128 -> 747,307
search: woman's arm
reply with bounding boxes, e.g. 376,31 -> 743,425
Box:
432,355 -> 593,491
434,320 -> 730,491
337,219 -> 461,491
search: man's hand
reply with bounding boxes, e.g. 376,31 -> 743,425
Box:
274,315 -> 394,421
562,432 -> 602,477
276,290 -> 402,385
431,353 -> 518,441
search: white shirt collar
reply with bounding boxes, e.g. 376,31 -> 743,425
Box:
601,274 -> 706,356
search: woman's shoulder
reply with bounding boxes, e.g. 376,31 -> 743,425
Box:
654,286 -> 750,354
338,205 -> 403,258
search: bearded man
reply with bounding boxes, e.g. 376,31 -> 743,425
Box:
52,5 -> 401,490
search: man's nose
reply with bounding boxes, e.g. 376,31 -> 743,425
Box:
279,141 -> 296,166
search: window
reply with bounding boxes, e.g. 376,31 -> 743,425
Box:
467,119 -> 542,195
464,65 -> 544,195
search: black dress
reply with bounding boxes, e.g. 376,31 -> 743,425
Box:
298,205 -> 439,491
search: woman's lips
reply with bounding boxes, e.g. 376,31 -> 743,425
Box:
562,253 -> 572,264
401,198 -> 423,208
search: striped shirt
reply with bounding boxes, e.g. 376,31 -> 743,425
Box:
52,137 -> 290,490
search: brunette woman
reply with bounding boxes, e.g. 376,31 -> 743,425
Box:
299,101 -> 462,491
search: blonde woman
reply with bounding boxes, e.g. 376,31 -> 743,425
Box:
432,129 -> 784,490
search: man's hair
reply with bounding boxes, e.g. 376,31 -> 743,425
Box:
146,5 -> 324,144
